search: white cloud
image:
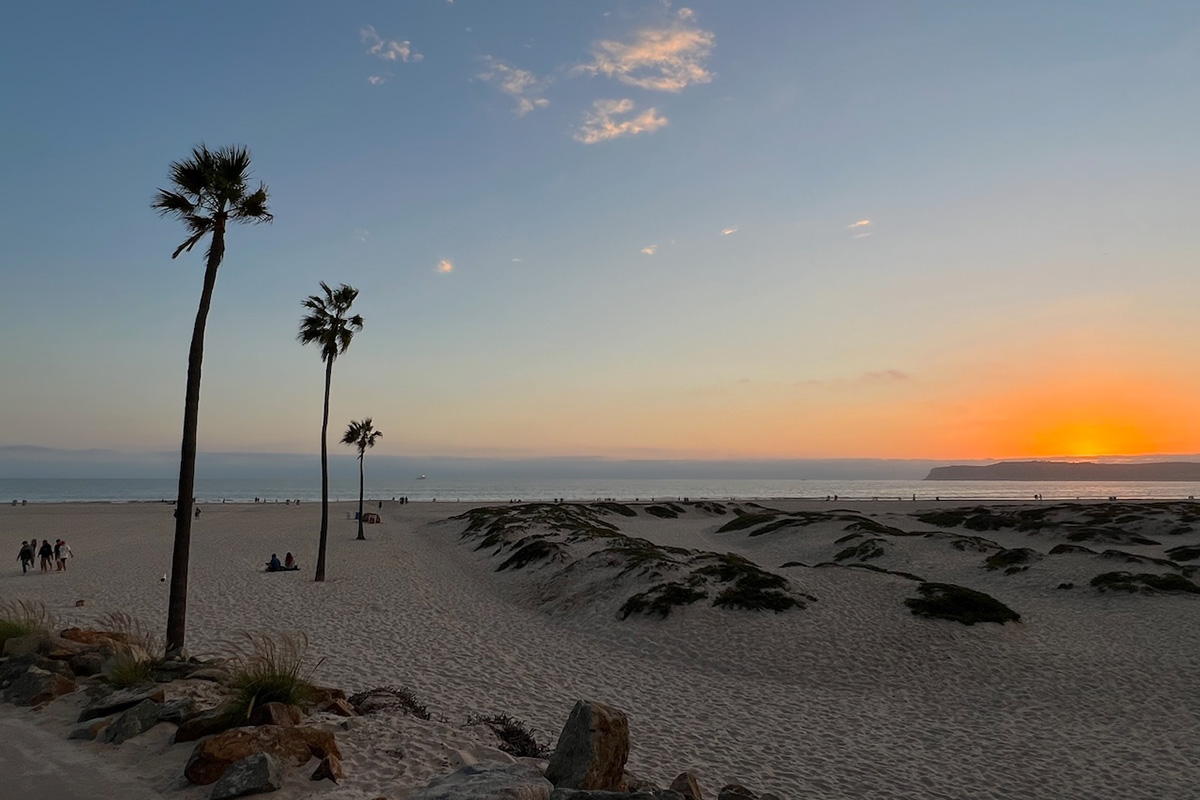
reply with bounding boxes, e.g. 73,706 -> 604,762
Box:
353,228 -> 370,242
367,75 -> 386,86
854,232 -> 872,239
478,56 -> 550,115
573,7 -> 714,92
438,259 -> 454,274
574,99 -> 668,144
362,26 -> 423,63
721,226 -> 738,236
511,258 -> 522,263
641,244 -> 658,255
847,219 -> 871,228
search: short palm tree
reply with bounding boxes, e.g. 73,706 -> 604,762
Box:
152,144 -> 271,655
341,418 -> 383,540
298,283 -> 363,581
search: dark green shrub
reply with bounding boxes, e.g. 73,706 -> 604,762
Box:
905,583 -> 1020,625
984,548 -> 1041,573
619,582 -> 707,619
644,505 -> 679,519
1090,572 -> 1200,594
497,539 -> 561,571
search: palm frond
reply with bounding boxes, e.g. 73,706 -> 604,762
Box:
151,189 -> 197,219
297,283 -> 363,363
171,227 -> 210,259
232,185 -> 273,223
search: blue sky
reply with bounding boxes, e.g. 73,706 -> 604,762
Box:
2,1 -> 1199,460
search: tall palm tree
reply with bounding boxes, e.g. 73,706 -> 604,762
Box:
152,145 -> 271,655
298,283 -> 363,581
341,418 -> 383,540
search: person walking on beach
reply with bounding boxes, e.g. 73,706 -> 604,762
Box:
37,540 -> 54,573
16,541 -> 33,574
54,539 -> 73,571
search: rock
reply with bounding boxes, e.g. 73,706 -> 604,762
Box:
410,763 -> 552,800
151,659 -> 203,682
210,753 -> 283,800
2,631 -> 50,657
311,753 -> 345,782
175,703 -> 241,743
187,667 -> 231,682
0,652 -> 73,683
60,628 -> 134,648
320,698 -> 357,717
548,791 -> 656,800
184,725 -> 341,786
670,772 -> 704,800
68,716 -> 114,741
40,633 -> 93,660
621,771 -> 658,793
3,666 -> 75,706
658,793 -> 687,800
306,685 -> 347,707
544,700 -> 629,791
759,794 -> 783,800
69,651 -> 106,676
246,702 -> 304,728
99,699 -> 163,744
78,686 -> 166,722
159,697 -> 198,725
717,786 -> 756,800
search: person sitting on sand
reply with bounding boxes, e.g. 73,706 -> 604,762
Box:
284,552 -> 296,569
267,553 -> 282,571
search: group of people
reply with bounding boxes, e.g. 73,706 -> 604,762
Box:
16,538 -> 72,574
266,552 -> 298,572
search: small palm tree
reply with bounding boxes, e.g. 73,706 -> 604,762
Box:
152,144 -> 271,655
342,418 -> 383,540
298,283 -> 363,582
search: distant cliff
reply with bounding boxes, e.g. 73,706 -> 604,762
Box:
925,461 -> 1200,481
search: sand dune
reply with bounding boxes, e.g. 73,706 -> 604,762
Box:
1,499 -> 1198,799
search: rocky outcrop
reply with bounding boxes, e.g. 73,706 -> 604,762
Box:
158,697 -> 197,725
184,725 -> 341,785
78,686 -> 166,722
3,666 -> 75,706
544,700 -> 629,791
670,772 -> 704,799
311,753 -> 344,782
247,701 -> 304,728
210,753 -> 283,800
409,762 -> 552,800
98,699 -> 162,745
548,791 -> 656,800
174,703 -> 241,743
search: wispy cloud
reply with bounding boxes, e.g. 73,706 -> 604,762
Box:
721,226 -> 738,236
573,7 -> 714,92
862,369 -> 908,382
478,56 -> 549,115
362,25 -> 423,63
574,99 -> 668,144
641,244 -> 658,255
437,259 -> 454,274
353,228 -> 370,243
854,232 -> 872,239
847,219 -> 871,228
367,75 -> 386,86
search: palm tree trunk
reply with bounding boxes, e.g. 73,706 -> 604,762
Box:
356,454 -> 366,540
315,356 -> 333,582
166,221 -> 225,656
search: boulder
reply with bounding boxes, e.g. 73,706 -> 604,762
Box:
319,698 -> 357,717
40,633 -> 93,660
311,753 -> 344,782
670,772 -> 704,800
69,651 -> 106,677
544,700 -> 629,791
210,753 -> 283,800
0,652 -> 73,683
1,631 -> 50,657
159,697 -> 198,725
78,686 -> 166,722
174,703 -> 241,743
246,702 -> 304,728
410,762 -> 552,800
98,699 -> 163,745
3,666 -> 75,706
549,791 -> 656,800
151,659 -> 204,682
68,716 -> 115,741
60,628 -> 134,648
717,786 -> 756,800
187,667 -> 231,683
185,725 -> 341,786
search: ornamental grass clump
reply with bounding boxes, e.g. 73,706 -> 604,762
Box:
0,600 -> 52,649
97,612 -> 162,687
224,631 -> 319,719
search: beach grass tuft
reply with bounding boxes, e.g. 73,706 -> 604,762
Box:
905,582 -> 1021,625
0,600 -> 52,649
465,713 -> 551,758
348,685 -> 432,719
223,631 -> 318,719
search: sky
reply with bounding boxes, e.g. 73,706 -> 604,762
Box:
2,1 -> 1199,463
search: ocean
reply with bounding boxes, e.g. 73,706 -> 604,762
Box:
2,477 -> 1200,504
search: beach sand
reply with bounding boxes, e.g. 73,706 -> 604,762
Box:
0,498 -> 1198,799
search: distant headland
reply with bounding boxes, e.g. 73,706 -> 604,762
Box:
925,461 -> 1200,481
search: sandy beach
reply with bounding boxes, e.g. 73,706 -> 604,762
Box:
1,498 -> 1198,799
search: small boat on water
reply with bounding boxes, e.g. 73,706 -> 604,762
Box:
418,474 -> 426,480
